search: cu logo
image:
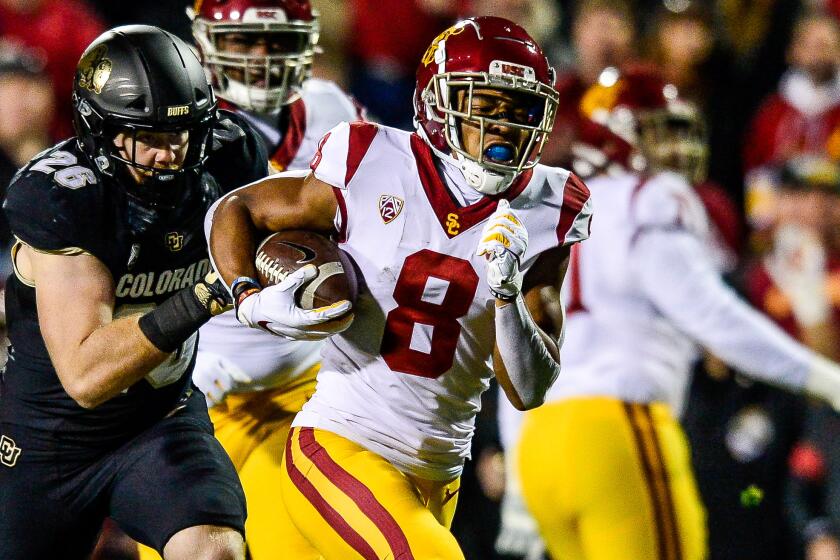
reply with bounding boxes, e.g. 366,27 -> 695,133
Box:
0,435 -> 21,467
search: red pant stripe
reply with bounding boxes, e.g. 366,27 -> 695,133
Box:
285,429 -> 379,560
299,427 -> 414,559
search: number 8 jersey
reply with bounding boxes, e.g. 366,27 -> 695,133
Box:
294,122 -> 592,481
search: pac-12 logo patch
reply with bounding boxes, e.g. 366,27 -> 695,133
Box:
378,195 -> 404,224
0,435 -> 21,467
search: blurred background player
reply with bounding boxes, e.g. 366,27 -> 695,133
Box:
133,2 -> 364,559
744,12 -> 840,241
0,25 -> 270,560
207,16 -> 591,559
503,66 -> 840,560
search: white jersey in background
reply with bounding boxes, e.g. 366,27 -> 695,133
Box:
547,169 -> 813,413
237,78 -> 364,173
293,121 -> 592,481
198,78 -> 362,392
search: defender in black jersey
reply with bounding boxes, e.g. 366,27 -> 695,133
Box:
0,26 -> 267,560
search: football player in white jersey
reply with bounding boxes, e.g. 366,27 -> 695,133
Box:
133,3 -> 363,560
206,16 -> 592,559
503,66 -> 840,560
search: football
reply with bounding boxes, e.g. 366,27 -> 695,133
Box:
255,230 -> 358,313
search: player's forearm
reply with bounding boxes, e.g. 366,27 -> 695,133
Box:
55,315 -> 168,409
636,230 -> 813,390
56,278 -> 226,408
494,294 -> 562,410
208,192 -> 261,287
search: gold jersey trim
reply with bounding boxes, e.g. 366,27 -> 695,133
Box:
11,237 -> 93,288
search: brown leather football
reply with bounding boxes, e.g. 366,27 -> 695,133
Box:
255,230 -> 357,312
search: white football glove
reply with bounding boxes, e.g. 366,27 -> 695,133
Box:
805,354 -> 840,413
766,225 -> 829,327
236,264 -> 353,340
477,199 -> 529,300
192,352 -> 253,408
495,452 -> 546,559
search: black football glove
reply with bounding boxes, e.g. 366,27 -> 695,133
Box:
192,271 -> 233,316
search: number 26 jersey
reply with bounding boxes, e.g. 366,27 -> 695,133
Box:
294,122 -> 592,481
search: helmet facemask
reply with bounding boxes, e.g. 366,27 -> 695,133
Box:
637,106 -> 707,184
75,95 -> 215,208
422,69 -> 559,195
193,17 -> 319,113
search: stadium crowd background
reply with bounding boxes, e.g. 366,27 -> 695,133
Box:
2,0 -> 840,559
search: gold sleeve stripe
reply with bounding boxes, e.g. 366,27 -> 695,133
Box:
11,238 -> 94,288
13,235 -> 92,257
11,241 -> 34,287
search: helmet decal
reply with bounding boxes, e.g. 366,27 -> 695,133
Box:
77,45 -> 112,95
421,24 -> 466,67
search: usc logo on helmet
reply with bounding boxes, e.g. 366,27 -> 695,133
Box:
421,25 -> 466,67
580,79 -> 625,120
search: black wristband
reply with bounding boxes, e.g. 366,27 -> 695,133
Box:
138,287 -> 212,353
490,288 -> 518,302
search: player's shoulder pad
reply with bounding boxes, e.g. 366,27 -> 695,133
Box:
301,78 -> 367,122
301,78 -> 352,104
208,109 -> 270,192
4,140 -> 105,252
301,78 -> 366,132
536,165 -> 593,246
311,121 -> 402,190
631,171 -> 708,234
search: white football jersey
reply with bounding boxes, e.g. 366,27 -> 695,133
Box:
293,121 -> 592,481
198,78 -> 361,391
546,170 -> 812,413
237,78 -> 364,173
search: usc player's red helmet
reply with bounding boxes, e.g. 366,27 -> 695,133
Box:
414,16 -> 560,195
189,0 -> 318,112
578,65 -> 708,182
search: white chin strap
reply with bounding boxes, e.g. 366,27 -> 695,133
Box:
418,125 -> 517,196
454,152 -> 516,195
221,78 -> 287,113
428,141 -> 516,195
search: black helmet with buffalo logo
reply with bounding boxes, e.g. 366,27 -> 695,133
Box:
72,25 -> 217,206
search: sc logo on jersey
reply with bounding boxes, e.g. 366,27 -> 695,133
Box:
446,213 -> 460,235
0,435 -> 21,468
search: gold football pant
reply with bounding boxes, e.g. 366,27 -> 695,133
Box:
280,426 -> 464,559
517,397 -> 707,560
139,365 -> 318,560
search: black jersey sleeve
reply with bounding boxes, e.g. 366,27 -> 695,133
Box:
206,109 -> 269,193
3,149 -> 106,257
